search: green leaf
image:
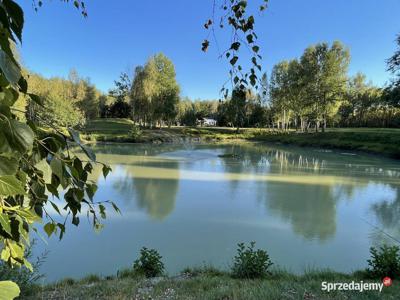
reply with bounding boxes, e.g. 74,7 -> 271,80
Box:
72,215 -> 79,226
49,201 -> 61,215
43,222 -> 56,237
0,175 -> 25,196
230,42 -> 241,51
246,34 -> 254,44
82,145 -> 96,162
23,259 -> 33,272
68,128 -> 96,161
8,242 -> 23,259
68,128 -> 81,144
111,201 -> 121,215
46,183 -> 59,198
86,183 -> 97,201
252,45 -> 260,53
0,248 -> 10,261
18,208 -> 41,224
50,158 -> 63,182
0,88 -> 16,106
0,281 -> 20,300
102,165 -> 111,178
0,213 -> 11,235
99,204 -> 106,219
0,49 -> 20,86
4,119 -> 34,154
3,0 -> 24,42
57,223 -> 65,240
28,93 -> 43,106
230,56 -> 239,66
0,156 -> 18,175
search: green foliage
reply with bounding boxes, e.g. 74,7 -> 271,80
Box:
0,281 -> 20,300
25,71 -> 101,127
131,53 -> 180,127
231,242 -> 273,279
387,34 -> 400,86
129,124 -> 142,139
133,247 -> 164,278
105,73 -> 133,118
0,240 -> 46,296
0,1 -> 118,296
203,1 -> 269,98
366,245 -> 400,279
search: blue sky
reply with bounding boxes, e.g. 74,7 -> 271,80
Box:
19,0 -> 400,99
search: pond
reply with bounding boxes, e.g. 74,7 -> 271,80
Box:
34,142 -> 400,282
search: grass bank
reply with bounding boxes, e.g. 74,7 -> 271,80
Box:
29,268 -> 398,300
81,119 -> 400,159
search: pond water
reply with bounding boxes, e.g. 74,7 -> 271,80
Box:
34,142 -> 400,282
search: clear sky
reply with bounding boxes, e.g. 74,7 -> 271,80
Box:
19,0 -> 400,99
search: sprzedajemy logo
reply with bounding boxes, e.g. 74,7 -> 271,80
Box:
321,277 -> 392,293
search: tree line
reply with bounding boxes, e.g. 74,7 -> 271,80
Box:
16,39 -> 400,131
268,40 -> 400,131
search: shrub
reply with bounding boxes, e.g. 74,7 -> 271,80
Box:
366,245 -> 400,279
133,247 -> 164,278
0,240 -> 46,296
231,242 -> 273,279
129,124 -> 142,139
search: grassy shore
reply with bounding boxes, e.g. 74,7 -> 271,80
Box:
29,268 -> 399,300
81,119 -> 400,159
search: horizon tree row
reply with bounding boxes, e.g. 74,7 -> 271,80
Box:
268,40 -> 400,131
16,39 -> 400,130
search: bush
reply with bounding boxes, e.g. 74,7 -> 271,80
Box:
366,245 -> 400,279
231,242 -> 273,279
133,247 -> 164,278
0,240 -> 46,296
129,124 -> 142,139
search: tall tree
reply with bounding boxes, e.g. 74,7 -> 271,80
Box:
387,34 -> 400,87
108,72 -> 132,118
229,87 -> 248,132
269,61 -> 291,130
132,53 -> 180,127
300,41 -> 350,131
385,34 -> 400,108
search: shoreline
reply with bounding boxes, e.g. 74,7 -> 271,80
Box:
28,267 -> 398,299
81,126 -> 400,160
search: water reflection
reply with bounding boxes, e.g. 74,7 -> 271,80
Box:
38,143 -> 400,281
370,187 -> 400,245
218,145 -> 337,241
90,143 -> 400,244
115,163 -> 180,220
267,183 -> 336,242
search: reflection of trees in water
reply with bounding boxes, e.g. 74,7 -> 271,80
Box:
111,159 -> 180,221
89,143 -> 400,239
218,145 -> 338,242
267,182 -> 337,242
370,186 -> 400,245
217,144 -> 400,243
219,144 -> 328,176
132,177 -> 179,221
